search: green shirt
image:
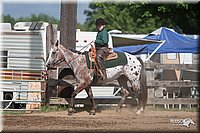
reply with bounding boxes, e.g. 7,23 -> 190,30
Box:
95,28 -> 109,48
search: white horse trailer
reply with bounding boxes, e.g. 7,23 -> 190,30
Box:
0,22 -> 48,110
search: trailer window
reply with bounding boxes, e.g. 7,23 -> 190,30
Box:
1,51 -> 8,68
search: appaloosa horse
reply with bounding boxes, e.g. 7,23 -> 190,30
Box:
46,41 -> 147,115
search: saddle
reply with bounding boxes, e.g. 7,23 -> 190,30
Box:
88,45 -> 118,82
88,45 -> 118,63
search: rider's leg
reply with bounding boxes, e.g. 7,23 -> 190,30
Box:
96,49 -> 107,80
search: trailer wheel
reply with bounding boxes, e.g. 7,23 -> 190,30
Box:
58,86 -> 74,98
58,68 -> 76,98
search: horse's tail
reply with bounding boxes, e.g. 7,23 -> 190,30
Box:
137,57 -> 148,109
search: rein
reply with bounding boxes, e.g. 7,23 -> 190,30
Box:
54,58 -> 65,65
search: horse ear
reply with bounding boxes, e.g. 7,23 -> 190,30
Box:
50,40 -> 58,48
51,40 -> 59,47
55,40 -> 59,46
52,40 -> 59,51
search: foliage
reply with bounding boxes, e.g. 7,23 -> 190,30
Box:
83,2 -> 199,34
2,13 -> 87,31
2,14 -> 16,28
2,2 -> 199,34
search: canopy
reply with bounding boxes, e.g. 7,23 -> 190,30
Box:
111,34 -> 162,47
113,27 -> 199,54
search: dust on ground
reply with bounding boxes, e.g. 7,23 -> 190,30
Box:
2,107 -> 199,132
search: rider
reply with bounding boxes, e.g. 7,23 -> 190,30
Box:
94,18 -> 109,81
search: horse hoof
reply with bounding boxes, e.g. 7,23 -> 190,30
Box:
136,111 -> 141,115
136,110 -> 143,115
89,112 -> 95,115
89,110 -> 96,115
68,112 -> 73,115
68,108 -> 75,115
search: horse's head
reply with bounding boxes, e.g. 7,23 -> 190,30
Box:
46,41 -> 65,69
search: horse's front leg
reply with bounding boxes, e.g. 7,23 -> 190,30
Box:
68,83 -> 87,115
85,86 -> 96,115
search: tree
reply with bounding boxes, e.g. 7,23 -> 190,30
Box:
2,15 -> 16,29
83,2 -> 199,34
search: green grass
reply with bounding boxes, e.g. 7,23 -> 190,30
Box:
38,105 -> 69,113
2,105 -> 69,115
2,111 -> 26,116
2,104 -> 199,115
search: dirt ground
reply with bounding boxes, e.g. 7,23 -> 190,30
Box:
2,107 -> 199,133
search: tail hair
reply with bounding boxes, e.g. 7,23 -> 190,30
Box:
137,57 -> 148,108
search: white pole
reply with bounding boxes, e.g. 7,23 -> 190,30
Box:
145,40 -> 166,62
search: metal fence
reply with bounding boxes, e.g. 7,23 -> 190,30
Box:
0,56 -> 46,111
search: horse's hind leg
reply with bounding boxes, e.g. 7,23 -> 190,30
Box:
136,92 -> 144,115
85,86 -> 96,115
117,75 -> 129,112
128,81 -> 145,115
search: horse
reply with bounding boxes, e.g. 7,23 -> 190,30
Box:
46,41 -> 148,115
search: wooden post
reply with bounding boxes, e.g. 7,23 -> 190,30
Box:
179,104 -> 182,110
60,0 -> 77,48
172,91 -> 175,109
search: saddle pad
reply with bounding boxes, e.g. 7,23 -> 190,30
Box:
85,51 -> 127,69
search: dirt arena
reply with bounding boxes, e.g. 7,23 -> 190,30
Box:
2,107 -> 199,132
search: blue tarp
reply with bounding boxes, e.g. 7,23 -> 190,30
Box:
113,27 -> 199,54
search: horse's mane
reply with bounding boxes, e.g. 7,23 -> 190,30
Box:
57,41 -> 82,54
66,47 -> 82,54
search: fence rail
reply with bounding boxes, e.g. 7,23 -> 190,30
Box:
147,98 -> 199,105
147,80 -> 199,87
0,109 -> 41,111
0,90 -> 45,92
1,80 -> 44,111
145,63 -> 199,70
145,62 -> 199,109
